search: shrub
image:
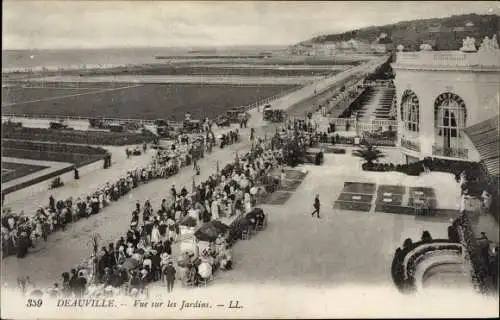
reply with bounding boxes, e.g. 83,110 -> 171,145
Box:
331,148 -> 346,154
352,143 -> 385,164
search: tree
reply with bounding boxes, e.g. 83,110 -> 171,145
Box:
352,143 -> 385,164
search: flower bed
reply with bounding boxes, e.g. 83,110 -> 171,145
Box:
2,139 -> 108,155
2,127 -> 157,146
1,140 -> 108,167
361,158 -> 484,179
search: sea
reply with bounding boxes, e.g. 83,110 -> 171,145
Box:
2,46 -> 286,71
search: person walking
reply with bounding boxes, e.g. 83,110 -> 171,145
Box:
311,194 -> 321,218
164,261 -> 176,293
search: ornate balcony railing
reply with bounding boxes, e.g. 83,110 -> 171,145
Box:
401,137 -> 420,152
394,50 -> 500,69
432,144 -> 469,159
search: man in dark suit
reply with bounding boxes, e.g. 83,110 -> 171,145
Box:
164,261 -> 176,293
311,194 -> 321,218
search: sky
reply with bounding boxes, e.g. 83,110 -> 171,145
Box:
2,1 -> 499,50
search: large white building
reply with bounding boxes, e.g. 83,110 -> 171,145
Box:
391,36 -> 500,165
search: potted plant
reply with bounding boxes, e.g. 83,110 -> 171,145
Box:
352,143 -> 385,171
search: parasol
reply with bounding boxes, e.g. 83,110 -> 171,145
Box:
121,257 -> 141,271
209,220 -> 229,233
198,262 -> 212,279
195,223 -> 222,242
179,216 -> 197,228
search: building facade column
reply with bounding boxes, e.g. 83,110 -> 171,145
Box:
418,91 -> 435,158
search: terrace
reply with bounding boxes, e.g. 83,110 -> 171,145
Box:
393,49 -> 500,71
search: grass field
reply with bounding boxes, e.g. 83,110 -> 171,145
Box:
2,86 -> 108,104
161,56 -> 367,66
1,161 -> 50,182
3,83 -> 298,120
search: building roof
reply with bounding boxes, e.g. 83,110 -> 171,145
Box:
464,115 -> 499,176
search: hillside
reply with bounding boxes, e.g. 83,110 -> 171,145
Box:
305,13 -> 500,51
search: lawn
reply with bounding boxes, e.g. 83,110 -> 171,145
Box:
3,83 -> 298,120
1,162 -> 50,183
2,87 -> 100,105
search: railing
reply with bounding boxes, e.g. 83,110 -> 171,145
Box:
401,137 -> 420,152
402,242 -> 464,280
395,51 -> 500,69
363,79 -> 394,88
432,144 -> 469,159
326,118 -> 398,131
2,114 -> 159,126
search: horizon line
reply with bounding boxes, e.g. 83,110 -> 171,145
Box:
2,44 -> 293,51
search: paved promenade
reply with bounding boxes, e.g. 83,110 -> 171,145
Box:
1,157 -> 73,192
1,57 -> 388,286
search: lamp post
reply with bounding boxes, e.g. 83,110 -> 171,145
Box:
88,233 -> 102,284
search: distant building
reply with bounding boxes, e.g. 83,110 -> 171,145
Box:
311,42 -> 337,56
429,23 -> 442,33
371,33 -> 394,53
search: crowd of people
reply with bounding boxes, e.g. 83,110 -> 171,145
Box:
27,135 -> 283,298
1,136 -> 211,259
5,108 -> 318,299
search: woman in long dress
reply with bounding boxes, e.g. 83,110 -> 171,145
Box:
211,199 -> 220,220
244,193 -> 252,213
151,223 -> 161,245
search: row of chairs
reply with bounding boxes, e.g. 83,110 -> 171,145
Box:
241,214 -> 267,240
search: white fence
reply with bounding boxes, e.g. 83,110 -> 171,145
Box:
325,118 -> 399,132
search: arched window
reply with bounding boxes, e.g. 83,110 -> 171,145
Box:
434,92 -> 467,149
400,90 -> 420,132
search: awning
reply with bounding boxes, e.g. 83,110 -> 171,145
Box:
464,115 -> 499,177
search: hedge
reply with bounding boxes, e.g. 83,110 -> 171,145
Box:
2,127 -> 156,146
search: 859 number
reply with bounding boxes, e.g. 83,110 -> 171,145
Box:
26,299 -> 43,307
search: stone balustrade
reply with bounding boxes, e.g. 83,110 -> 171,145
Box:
394,50 -> 500,69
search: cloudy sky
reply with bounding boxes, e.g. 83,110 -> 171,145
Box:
3,1 -> 498,49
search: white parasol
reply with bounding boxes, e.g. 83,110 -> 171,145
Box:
198,262 -> 212,279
